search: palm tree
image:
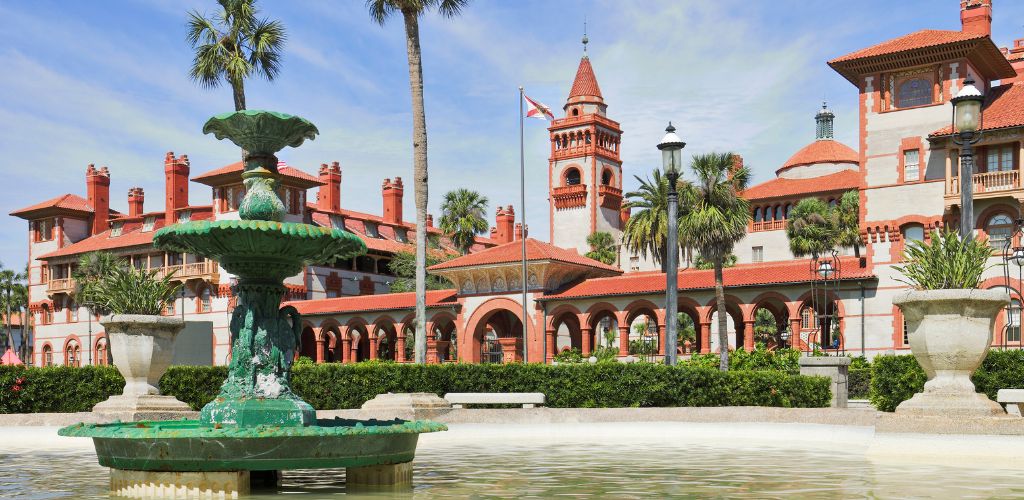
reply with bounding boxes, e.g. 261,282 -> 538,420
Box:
786,198 -> 834,258
439,188 -> 489,254
0,266 -> 26,352
832,190 -> 861,258
679,152 -> 751,371
623,170 -> 678,271
367,0 -> 470,364
187,0 -> 286,111
585,232 -> 618,266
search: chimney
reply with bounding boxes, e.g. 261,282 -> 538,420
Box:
961,0 -> 992,37
382,177 -> 404,224
514,223 -> 525,241
426,213 -> 434,228
164,152 -> 190,219
86,164 -> 110,235
495,205 -> 515,244
318,161 -> 342,212
127,187 -> 145,217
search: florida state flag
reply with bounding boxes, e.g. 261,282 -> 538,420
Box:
524,94 -> 554,120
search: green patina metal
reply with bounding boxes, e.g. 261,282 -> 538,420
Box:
60,109 -> 442,474
58,419 -> 446,471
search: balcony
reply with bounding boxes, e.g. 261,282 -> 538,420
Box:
750,220 -> 787,232
552,184 -> 588,210
47,277 -> 76,295
155,260 -> 220,283
598,185 -> 622,210
945,171 -> 1023,207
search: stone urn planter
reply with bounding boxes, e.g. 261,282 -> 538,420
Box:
92,314 -> 192,419
893,289 -> 1008,417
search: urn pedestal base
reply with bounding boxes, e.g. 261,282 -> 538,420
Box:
895,390 -> 1006,417
93,394 -> 194,422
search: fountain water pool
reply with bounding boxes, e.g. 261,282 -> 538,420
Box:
11,422 -> 1024,498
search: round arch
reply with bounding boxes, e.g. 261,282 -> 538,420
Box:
463,297 -> 537,363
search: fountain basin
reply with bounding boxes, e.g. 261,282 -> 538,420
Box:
58,418 -> 446,471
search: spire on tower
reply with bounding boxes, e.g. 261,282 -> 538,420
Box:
815,101 -> 835,140
582,18 -> 589,56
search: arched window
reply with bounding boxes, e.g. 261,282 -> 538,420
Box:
95,337 -> 110,366
565,168 -> 582,186
785,204 -> 793,218
902,224 -> 925,243
42,344 -> 53,367
585,131 -> 592,145
800,307 -> 817,330
199,287 -> 212,313
764,207 -> 773,222
988,214 -> 1014,250
41,304 -> 52,325
775,206 -> 784,220
1008,298 -> 1021,343
754,207 -> 763,223
896,78 -> 933,108
65,339 -> 81,367
601,169 -> 613,186
553,136 -> 561,150
572,108 -> 580,116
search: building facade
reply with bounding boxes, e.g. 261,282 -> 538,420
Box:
13,0 -> 1024,366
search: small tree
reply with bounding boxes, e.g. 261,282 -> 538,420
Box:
694,253 -> 736,270
752,308 -> 778,345
388,248 -> 453,293
438,188 -> 488,254
585,231 -> 618,265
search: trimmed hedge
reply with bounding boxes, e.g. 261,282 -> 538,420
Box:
848,367 -> 871,399
0,363 -> 831,413
869,350 -> 1024,412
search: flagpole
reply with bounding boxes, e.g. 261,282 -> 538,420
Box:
519,86 -> 529,364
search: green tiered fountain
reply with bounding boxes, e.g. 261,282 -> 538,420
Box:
59,110 -> 445,497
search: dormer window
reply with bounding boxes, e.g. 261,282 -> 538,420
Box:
364,222 -> 380,238
896,77 -> 932,108
565,167 -> 581,186
395,228 -> 408,243
110,221 -> 124,237
142,216 -> 156,232
35,219 -> 54,242
330,215 -> 345,230
177,210 -> 191,223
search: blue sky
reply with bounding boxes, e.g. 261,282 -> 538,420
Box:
2,0 -> 1024,269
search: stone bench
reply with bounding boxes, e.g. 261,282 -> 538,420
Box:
444,392 -> 546,409
996,389 -> 1024,416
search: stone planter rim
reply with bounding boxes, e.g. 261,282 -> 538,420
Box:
101,314 -> 186,329
797,356 -> 852,367
893,288 -> 1009,306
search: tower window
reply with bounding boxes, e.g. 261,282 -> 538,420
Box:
896,78 -> 932,108
601,169 -> 613,186
987,214 -> 1014,251
572,108 -> 580,116
752,246 -> 764,263
903,149 -> 920,182
565,168 -> 582,186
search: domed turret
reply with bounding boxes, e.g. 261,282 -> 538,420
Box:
777,103 -> 858,179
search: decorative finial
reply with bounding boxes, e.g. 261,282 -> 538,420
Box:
582,18 -> 588,55
665,121 -> 676,133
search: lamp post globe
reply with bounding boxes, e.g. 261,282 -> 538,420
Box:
951,78 -> 985,240
658,122 -> 685,365
1012,247 -> 1024,268
817,260 -> 835,279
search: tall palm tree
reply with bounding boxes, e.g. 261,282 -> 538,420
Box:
679,152 -> 751,371
623,170 -> 678,271
0,266 -> 26,352
367,0 -> 470,364
832,190 -> 862,258
585,231 -> 618,266
786,198 -> 834,258
439,188 -> 489,254
187,0 -> 286,111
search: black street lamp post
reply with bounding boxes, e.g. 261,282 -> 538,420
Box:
657,123 -> 685,365
951,78 -> 985,239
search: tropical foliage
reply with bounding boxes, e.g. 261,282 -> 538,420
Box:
73,252 -> 122,315
438,188 -> 488,254
693,253 -> 736,270
367,0 -> 471,364
585,231 -> 618,265
785,190 -> 860,258
752,308 -> 779,344
893,229 -> 991,290
187,0 -> 286,111
89,266 -> 182,316
622,169 -> 683,270
0,265 -> 27,356
388,248 -> 454,293
679,152 -> 751,371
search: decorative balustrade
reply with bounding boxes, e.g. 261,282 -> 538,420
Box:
552,184 -> 588,210
598,184 -> 623,210
947,171 -> 1021,196
155,260 -> 219,281
47,277 -> 76,294
750,220 -> 787,232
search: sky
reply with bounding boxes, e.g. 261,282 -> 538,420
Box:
2,0 -> 1024,269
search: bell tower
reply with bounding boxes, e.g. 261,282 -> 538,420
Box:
548,37 -> 624,255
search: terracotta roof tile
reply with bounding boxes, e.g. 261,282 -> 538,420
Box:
37,208 -> 213,259
542,257 -> 875,301
286,289 -> 458,316
830,30 -> 985,63
568,57 -> 603,100
192,161 -> 324,188
429,238 -> 620,273
931,82 -> 1024,135
743,170 -> 861,201
10,194 -> 93,218
777,140 -> 859,173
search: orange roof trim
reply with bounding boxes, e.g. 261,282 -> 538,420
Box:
743,170 -> 861,201
429,238 -> 620,273
777,140 -> 859,174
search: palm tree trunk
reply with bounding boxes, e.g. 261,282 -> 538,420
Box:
232,78 -> 246,111
5,289 -> 12,353
403,9 -> 429,364
714,254 -> 729,371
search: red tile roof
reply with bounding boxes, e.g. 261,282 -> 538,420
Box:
192,161 -> 324,188
743,170 -> 861,201
568,56 -> 603,100
543,257 -> 875,301
931,82 -> 1024,136
777,140 -> 859,174
10,194 -> 93,218
287,289 -> 458,316
310,208 -> 498,256
830,30 -> 985,63
38,208 -> 213,259
429,238 -> 620,273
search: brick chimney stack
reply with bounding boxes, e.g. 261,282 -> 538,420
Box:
382,177 -> 404,224
318,161 -> 342,212
164,152 -> 190,219
514,222 -> 525,241
494,205 -> 515,244
127,187 -> 145,217
961,0 -> 992,37
86,164 -> 110,235
426,213 -> 434,228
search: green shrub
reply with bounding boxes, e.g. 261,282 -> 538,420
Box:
687,346 -> 801,372
848,367 -> 871,399
973,349 -> 1024,400
0,365 -> 124,413
552,348 -> 584,363
0,363 -> 831,413
869,351 -> 1024,412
